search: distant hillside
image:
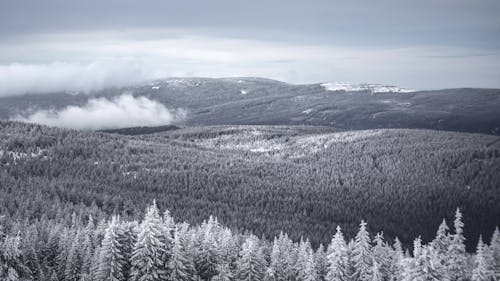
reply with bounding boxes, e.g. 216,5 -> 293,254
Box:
1,77 -> 499,135
1,120 -> 499,249
99,125 -> 179,135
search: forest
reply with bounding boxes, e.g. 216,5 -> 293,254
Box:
1,201 -> 499,281
1,121 -> 500,252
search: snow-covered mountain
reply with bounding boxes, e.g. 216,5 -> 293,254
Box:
321,82 -> 414,93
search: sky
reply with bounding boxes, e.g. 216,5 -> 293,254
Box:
1,0 -> 500,94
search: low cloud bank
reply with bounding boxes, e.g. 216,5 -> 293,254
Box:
13,94 -> 186,130
0,61 -> 168,97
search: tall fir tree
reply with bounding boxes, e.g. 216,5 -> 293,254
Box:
489,227 -> 500,280
326,226 -> 349,281
0,234 -> 32,281
446,208 -> 468,281
472,236 -> 495,281
168,226 -> 193,281
95,216 -> 130,281
130,202 -> 170,281
401,238 -> 449,281
269,232 -> 296,281
352,221 -> 373,281
236,236 -> 266,281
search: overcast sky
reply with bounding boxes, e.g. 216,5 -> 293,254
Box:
1,0 -> 500,93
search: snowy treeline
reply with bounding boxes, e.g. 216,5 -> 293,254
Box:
1,203 -> 499,281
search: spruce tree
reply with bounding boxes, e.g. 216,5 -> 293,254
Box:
472,236 -> 495,281
326,226 -> 348,281
0,234 -> 32,281
489,227 -> 500,280
211,264 -> 234,281
168,227 -> 192,281
130,202 -> 169,281
446,208 -> 468,281
352,221 -> 373,281
96,216 -> 129,281
236,236 -> 266,281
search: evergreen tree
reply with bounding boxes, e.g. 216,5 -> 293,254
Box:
168,227 -> 192,281
352,221 -> 373,281
430,219 -> 450,261
371,233 -> 391,280
130,202 -> 169,281
195,217 -> 221,280
472,236 -> 495,281
211,264 -> 234,281
390,238 -> 404,281
64,230 -> 83,281
236,236 -> 266,281
0,234 -> 32,281
489,227 -> 500,280
269,232 -> 296,281
296,239 -> 318,281
401,239 -> 449,281
314,244 -> 327,281
95,216 -> 129,281
326,226 -> 348,281
446,208 -> 468,281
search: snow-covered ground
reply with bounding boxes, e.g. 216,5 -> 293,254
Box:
321,82 -> 414,93
194,129 -> 384,158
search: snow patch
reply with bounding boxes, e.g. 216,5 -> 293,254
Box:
302,109 -> 313,114
321,82 -> 414,93
240,90 -> 248,95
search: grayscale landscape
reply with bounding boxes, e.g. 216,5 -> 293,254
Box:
1,1 -> 500,281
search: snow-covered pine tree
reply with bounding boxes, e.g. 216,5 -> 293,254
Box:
447,208 -> 468,281
326,226 -> 349,281
389,237 -> 405,281
472,236 -> 495,281
168,226 -> 193,281
489,227 -> 500,280
296,239 -> 318,281
352,221 -> 373,281
130,202 -> 170,281
211,264 -> 234,281
195,216 -> 221,280
64,230 -> 83,281
269,232 -> 296,281
236,235 -> 267,281
302,248 -> 319,281
401,238 -> 449,281
371,233 -> 392,280
431,219 -> 450,261
218,228 -> 239,268
0,233 -> 32,281
314,244 -> 327,280
95,216 -> 129,281
369,260 -> 383,281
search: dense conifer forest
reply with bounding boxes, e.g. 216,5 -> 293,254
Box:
1,201 -> 500,281
1,121 -> 499,253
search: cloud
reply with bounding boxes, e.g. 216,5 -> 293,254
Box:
0,60 -> 170,97
12,94 -> 186,130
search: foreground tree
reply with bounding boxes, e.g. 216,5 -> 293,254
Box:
130,202 -> 170,281
446,209 -> 468,281
352,221 -> 372,281
236,236 -> 266,281
471,236 -> 495,281
326,226 -> 349,281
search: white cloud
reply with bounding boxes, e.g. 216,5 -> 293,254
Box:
12,94 -> 186,130
0,60 -> 170,96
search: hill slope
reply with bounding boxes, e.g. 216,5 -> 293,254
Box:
1,77 -> 499,135
1,121 -> 499,249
